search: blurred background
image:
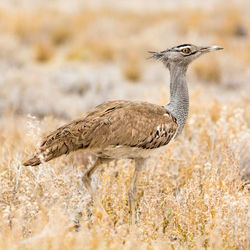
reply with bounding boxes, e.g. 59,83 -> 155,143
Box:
0,0 -> 249,120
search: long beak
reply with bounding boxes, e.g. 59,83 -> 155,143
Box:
199,46 -> 223,53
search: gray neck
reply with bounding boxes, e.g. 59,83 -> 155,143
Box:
164,63 -> 189,137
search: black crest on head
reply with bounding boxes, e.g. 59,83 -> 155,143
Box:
175,44 -> 192,48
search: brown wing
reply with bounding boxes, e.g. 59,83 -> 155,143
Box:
86,102 -> 178,149
23,101 -> 177,166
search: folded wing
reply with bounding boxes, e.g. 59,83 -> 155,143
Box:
23,101 -> 178,166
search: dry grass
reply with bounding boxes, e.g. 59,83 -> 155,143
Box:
0,1 -> 250,249
0,4 -> 249,67
33,42 -> 55,62
0,93 -> 249,249
214,6 -> 243,37
88,41 -> 117,62
122,54 -> 142,82
51,26 -> 72,46
193,57 -> 221,83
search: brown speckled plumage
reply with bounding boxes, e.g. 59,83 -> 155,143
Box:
23,100 -> 178,166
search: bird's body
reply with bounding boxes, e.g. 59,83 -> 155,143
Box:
24,100 -> 178,166
23,44 -> 222,225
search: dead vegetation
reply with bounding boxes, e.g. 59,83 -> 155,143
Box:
122,53 -> 142,82
193,57 -> 221,83
0,4 -> 248,66
0,1 -> 249,249
33,42 -> 55,62
0,92 -> 249,249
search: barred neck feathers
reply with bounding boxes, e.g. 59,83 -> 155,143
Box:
164,63 -> 189,137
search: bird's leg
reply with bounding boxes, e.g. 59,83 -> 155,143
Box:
82,157 -> 109,218
128,158 -> 145,226
74,158 -> 111,231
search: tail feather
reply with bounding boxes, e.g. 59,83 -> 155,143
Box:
23,123 -> 82,166
23,140 -> 71,166
23,117 -> 89,166
23,155 -> 41,166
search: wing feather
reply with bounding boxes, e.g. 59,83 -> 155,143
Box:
85,101 -> 178,149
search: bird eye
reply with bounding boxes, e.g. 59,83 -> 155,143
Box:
181,48 -> 191,54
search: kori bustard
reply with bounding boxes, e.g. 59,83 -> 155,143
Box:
24,44 -> 223,225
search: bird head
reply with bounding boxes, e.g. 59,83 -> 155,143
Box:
149,44 -> 223,69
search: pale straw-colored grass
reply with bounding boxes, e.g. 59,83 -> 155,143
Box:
0,93 -> 249,249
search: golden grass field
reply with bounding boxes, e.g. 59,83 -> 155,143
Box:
0,0 -> 249,249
